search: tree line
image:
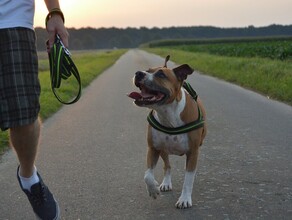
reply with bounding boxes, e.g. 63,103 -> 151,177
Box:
35,24 -> 292,51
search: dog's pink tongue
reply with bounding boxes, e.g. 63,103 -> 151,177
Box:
127,92 -> 142,100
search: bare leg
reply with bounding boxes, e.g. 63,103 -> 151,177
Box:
9,118 -> 40,177
10,118 -> 60,219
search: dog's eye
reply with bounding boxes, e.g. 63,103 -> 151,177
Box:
155,70 -> 167,79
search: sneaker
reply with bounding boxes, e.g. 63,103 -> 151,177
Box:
17,166 -> 60,220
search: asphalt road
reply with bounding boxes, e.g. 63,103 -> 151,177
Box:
0,50 -> 291,220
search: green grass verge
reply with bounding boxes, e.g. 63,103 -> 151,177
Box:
0,49 -> 127,155
144,48 -> 292,105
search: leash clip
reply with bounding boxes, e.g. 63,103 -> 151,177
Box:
55,34 -> 71,56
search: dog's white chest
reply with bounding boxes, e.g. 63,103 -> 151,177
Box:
151,129 -> 189,155
150,89 -> 190,155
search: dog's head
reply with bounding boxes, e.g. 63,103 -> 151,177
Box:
128,55 -> 194,107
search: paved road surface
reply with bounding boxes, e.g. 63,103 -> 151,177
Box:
1,50 -> 291,220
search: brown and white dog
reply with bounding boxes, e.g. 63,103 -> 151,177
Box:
128,56 -> 206,209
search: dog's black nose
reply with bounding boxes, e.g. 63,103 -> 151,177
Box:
135,71 -> 146,82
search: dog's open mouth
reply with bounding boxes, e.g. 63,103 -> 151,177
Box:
128,84 -> 166,106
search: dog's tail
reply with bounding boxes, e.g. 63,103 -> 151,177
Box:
197,97 -> 207,146
200,125 -> 207,146
164,55 -> 170,67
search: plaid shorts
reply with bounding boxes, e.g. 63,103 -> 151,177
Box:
0,28 -> 40,131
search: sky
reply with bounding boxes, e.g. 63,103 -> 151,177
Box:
35,0 -> 292,29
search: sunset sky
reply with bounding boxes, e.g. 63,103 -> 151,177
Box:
35,0 -> 292,29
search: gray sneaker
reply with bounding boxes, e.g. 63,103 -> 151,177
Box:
17,166 -> 60,220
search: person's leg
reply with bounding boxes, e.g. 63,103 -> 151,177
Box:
1,27 -> 59,219
9,118 -> 40,178
11,118 -> 60,220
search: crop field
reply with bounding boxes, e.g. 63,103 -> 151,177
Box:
147,37 -> 292,60
144,36 -> 292,107
174,40 -> 292,60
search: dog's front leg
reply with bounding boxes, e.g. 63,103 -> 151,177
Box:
144,147 -> 160,199
175,147 -> 199,209
159,151 -> 172,192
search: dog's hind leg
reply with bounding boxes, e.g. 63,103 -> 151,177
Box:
159,151 -> 172,192
144,147 -> 160,199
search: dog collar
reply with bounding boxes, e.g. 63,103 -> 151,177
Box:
147,82 -> 204,135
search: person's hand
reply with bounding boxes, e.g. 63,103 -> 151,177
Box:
46,14 -> 69,51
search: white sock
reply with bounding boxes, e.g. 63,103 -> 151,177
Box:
18,166 -> 40,192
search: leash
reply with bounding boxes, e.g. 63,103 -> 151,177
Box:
147,82 -> 204,135
47,35 -> 81,105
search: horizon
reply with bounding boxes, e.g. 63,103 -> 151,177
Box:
34,0 -> 292,29
34,23 -> 291,30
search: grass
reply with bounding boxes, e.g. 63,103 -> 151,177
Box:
144,48 -> 292,105
0,49 -> 127,155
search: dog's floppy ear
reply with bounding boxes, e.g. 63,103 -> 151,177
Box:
173,64 -> 194,81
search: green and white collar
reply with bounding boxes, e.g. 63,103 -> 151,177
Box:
147,82 -> 204,135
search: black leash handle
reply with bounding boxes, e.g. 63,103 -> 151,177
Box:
47,35 -> 81,105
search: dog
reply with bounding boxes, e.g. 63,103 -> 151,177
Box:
128,55 -> 206,209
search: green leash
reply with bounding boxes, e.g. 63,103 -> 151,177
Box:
147,82 -> 204,135
47,35 -> 81,105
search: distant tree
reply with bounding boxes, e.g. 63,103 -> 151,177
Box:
118,34 -> 133,48
35,25 -> 292,50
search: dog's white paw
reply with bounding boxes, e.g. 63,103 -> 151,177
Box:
160,179 -> 172,192
146,180 -> 160,199
175,195 -> 192,209
144,170 -> 160,199
160,183 -> 172,192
